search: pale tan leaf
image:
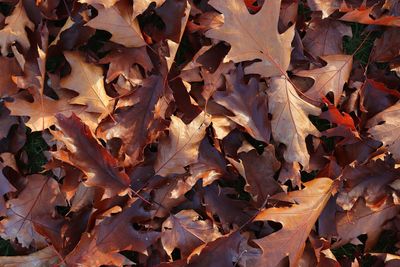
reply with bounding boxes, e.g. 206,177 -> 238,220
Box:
245,178 -> 333,267
0,246 -> 61,267
269,76 -> 320,168
0,175 -> 65,248
61,51 -> 112,114
295,55 -> 353,105
206,0 -> 295,77
0,1 -> 34,56
367,102 -> 400,161
133,0 -> 165,17
86,1 -> 146,47
161,210 -> 221,258
154,112 -> 210,176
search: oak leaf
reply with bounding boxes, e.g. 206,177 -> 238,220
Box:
206,0 -> 295,77
0,246 -> 60,267
54,114 -> 130,198
334,198 -> 400,249
246,178 -> 333,267
5,91 -> 87,132
367,102 -> 400,161
302,17 -> 352,58
213,67 -> 270,142
97,75 -> 170,165
0,1 -> 34,56
61,51 -> 112,114
0,175 -> 65,248
295,55 -> 353,106
154,112 -> 210,176
268,76 -> 321,168
86,0 -> 146,48
161,210 -> 221,258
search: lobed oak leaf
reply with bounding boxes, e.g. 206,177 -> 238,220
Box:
65,233 -> 133,266
302,17 -> 352,58
295,55 -> 353,106
213,67 -> 270,143
54,113 -> 130,198
79,0 -> 120,8
246,178 -> 333,267
99,46 -> 153,83
340,3 -> 400,27
336,159 -> 400,211
333,198 -> 400,249
268,76 -> 321,168
206,0 -> 295,77
60,51 -> 112,115
133,0 -> 166,17
154,112 -> 210,176
237,145 -> 282,204
66,200 -> 158,265
85,0 -> 146,48
185,232 -> 245,267
367,102 -> 400,161
161,209 -> 221,258
97,75 -> 170,166
0,1 -> 35,56
5,91 -> 87,132
0,174 -> 65,248
0,246 -> 61,266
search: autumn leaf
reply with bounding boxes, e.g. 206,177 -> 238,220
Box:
268,76 -> 321,168
54,113 -> 130,198
0,174 -> 65,248
154,112 -> 210,176
302,17 -> 352,58
61,51 -> 112,114
86,0 -> 146,48
245,178 -> 333,267
295,55 -> 353,105
367,102 -> 400,161
161,210 -> 221,258
213,67 -> 270,142
0,1 -> 34,56
206,0 -> 295,77
0,246 -> 61,266
97,75 -> 170,165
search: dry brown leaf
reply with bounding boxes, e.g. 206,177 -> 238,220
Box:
54,114 -> 130,198
245,178 -> 333,267
161,210 -> 221,258
154,112 -> 210,176
295,55 -> 353,106
0,246 -> 60,267
0,1 -> 34,56
269,76 -> 321,168
213,67 -> 270,142
206,0 -> 295,77
86,0 -> 146,48
303,17 -> 352,58
367,102 -> 400,161
0,175 -> 65,248
60,51 -> 112,115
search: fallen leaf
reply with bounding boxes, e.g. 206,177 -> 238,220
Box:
154,112 -> 210,176
206,0 -> 295,77
0,1 -> 34,56
86,0 -> 146,47
295,55 -> 353,105
61,51 -> 112,114
246,178 -> 333,267
268,76 -> 321,168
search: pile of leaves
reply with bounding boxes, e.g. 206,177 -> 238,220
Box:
0,0 -> 400,266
